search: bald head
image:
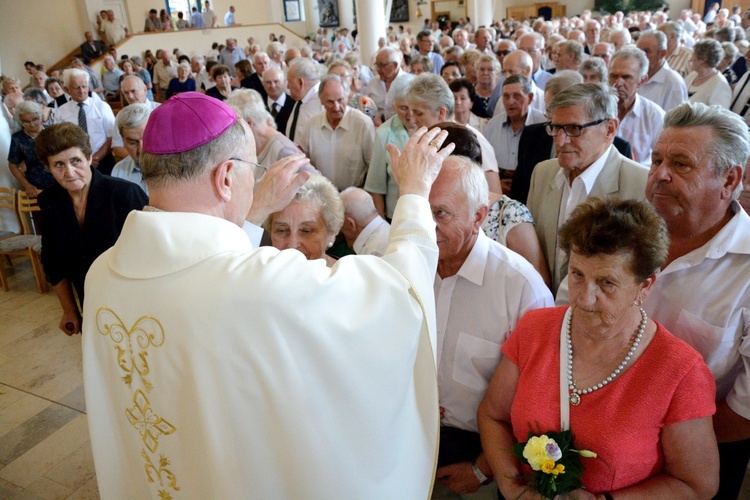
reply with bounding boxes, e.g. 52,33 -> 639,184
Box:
502,50 -> 533,78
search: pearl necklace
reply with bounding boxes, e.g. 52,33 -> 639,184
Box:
566,307 -> 648,406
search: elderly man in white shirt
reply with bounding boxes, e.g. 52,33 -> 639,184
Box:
365,47 -> 414,121
431,155 -> 552,497
111,76 -> 160,163
285,57 -> 323,142
298,75 -> 374,190
609,48 -> 665,166
340,187 -> 391,256
636,30 -> 688,112
57,68 -> 116,173
644,103 -> 750,500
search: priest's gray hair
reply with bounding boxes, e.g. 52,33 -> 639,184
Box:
140,119 -> 246,188
547,83 -> 617,122
443,155 -> 489,216
226,88 -> 275,129
663,103 -> 749,197
406,73 -> 454,119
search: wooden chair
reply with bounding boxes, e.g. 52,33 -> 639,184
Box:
0,187 -> 17,240
0,190 -> 47,293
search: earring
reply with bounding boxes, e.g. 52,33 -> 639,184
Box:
327,241 -> 334,248
634,296 -> 643,307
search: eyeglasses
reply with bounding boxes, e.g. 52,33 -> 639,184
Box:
230,157 -> 267,180
495,50 -> 512,56
544,118 -> 608,138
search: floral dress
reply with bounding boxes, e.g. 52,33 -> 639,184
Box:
348,93 -> 378,120
481,195 -> 534,246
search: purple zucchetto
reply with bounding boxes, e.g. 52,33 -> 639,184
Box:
142,92 -> 237,154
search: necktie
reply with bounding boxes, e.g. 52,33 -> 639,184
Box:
77,102 -> 88,133
288,101 -> 301,141
271,102 -> 279,119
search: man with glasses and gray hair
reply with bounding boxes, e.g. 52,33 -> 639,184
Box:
526,83 -> 648,292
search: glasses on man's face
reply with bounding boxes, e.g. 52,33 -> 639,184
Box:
544,118 -> 608,138
230,157 -> 267,180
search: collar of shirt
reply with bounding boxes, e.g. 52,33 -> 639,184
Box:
353,216 -> 387,254
321,106 -> 351,131
661,201 -> 750,274
554,143 -> 613,195
302,82 -> 320,104
648,62 -> 669,84
268,93 -> 287,108
627,93 -> 645,119
453,231 -> 491,287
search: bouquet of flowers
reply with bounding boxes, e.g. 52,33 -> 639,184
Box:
512,430 -> 596,499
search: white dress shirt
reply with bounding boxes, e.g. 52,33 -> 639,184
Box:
353,216 -> 391,256
644,203 -> 750,419
56,96 -> 115,153
299,106 -> 375,190
553,145 -> 612,285
618,94 -> 665,166
435,231 -> 553,432
466,123 -> 499,173
286,82 -> 322,142
638,61 -> 688,112
493,80 -> 546,117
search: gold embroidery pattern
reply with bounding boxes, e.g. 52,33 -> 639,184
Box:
126,390 -> 176,453
142,449 -> 181,498
95,308 -> 165,390
96,307 -> 180,495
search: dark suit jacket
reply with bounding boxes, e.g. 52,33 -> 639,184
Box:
242,73 -> 267,102
80,40 -> 107,65
268,96 -> 295,135
510,123 -> 633,204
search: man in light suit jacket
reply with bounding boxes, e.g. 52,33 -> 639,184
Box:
526,83 -> 649,292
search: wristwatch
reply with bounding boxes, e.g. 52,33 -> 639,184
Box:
471,461 -> 493,485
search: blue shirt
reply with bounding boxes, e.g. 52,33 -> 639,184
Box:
190,11 -> 205,28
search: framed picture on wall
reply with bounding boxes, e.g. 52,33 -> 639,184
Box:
319,0 -> 340,27
390,0 -> 409,22
285,0 -> 301,22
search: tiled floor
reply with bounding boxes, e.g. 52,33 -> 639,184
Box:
2,255 -> 750,499
0,257 -> 98,499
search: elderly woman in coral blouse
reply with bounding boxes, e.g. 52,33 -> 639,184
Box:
477,198 -> 718,498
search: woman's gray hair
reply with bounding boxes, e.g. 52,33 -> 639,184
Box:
547,82 -> 617,121
116,103 -> 153,135
177,62 -> 191,72
721,42 -> 739,64
389,75 -> 412,103
475,54 -> 501,73
663,103 -> 749,198
265,175 -> 344,235
131,55 -> 143,66
140,119 -> 247,188
693,39 -> 724,68
443,155 -> 489,216
266,41 -> 284,57
23,88 -> 47,106
225,88 -> 275,129
411,55 -> 434,73
611,47 -> 649,78
318,74 -> 350,99
545,70 -> 584,97
406,73 -> 454,118
14,100 -> 42,120
579,57 -> 608,82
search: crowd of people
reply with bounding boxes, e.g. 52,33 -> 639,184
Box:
3,5 -> 750,498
